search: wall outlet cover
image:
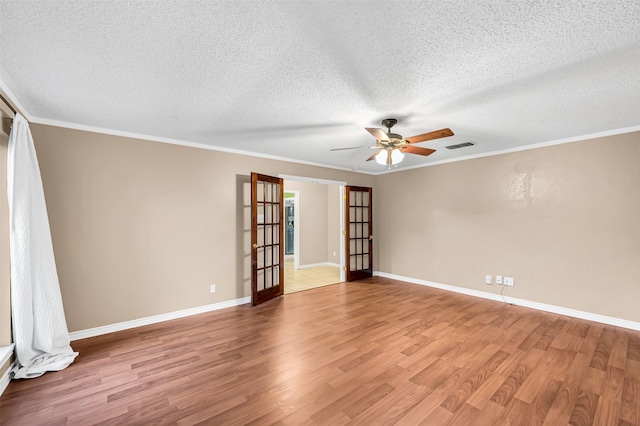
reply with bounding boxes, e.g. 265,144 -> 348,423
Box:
504,277 -> 514,287
485,275 -> 493,284
210,284 -> 216,293
496,275 -> 503,285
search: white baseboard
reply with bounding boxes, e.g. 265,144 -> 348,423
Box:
0,343 -> 15,397
70,297 -> 251,341
68,272 -> 639,342
298,262 -> 341,269
375,271 -> 640,332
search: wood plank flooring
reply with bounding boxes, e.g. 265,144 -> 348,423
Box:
2,277 -> 639,425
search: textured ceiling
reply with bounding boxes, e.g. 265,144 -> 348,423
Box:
1,1 -> 639,174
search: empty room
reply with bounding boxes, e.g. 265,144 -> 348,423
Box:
0,1 -> 639,425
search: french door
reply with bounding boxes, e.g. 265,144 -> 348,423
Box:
251,172 -> 284,306
345,186 -> 373,281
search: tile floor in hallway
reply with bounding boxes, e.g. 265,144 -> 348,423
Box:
283,257 -> 341,294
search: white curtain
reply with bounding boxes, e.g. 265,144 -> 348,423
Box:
8,113 -> 77,379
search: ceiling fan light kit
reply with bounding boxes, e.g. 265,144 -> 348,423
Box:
391,148 -> 404,164
333,118 -> 455,168
375,148 -> 405,167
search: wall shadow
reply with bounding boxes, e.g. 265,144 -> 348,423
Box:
235,174 -> 251,302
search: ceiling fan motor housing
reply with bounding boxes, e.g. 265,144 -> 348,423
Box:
386,133 -> 403,140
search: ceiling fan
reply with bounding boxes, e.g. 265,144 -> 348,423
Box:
332,118 -> 454,167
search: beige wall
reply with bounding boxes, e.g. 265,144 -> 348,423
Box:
29,122 -> 640,332
283,181 -> 342,266
375,132 -> 640,322
326,185 -> 341,264
283,180 -> 328,266
32,124 -> 373,332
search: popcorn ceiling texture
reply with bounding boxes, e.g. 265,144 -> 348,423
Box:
1,1 -> 639,173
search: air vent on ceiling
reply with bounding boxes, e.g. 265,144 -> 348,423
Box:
445,141 -> 475,150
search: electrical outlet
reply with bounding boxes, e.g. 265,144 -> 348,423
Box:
333,251 -> 336,256
504,277 -> 514,287
496,275 -> 503,285
210,284 -> 216,293
485,275 -> 493,285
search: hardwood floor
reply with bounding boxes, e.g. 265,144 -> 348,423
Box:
2,277 -> 639,425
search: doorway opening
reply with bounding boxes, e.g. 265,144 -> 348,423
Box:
283,190 -> 299,266
280,175 -> 345,294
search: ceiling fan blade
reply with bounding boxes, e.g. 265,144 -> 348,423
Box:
330,146 -> 365,151
405,128 -> 454,144
365,127 -> 390,141
366,150 -> 381,161
402,145 -> 436,157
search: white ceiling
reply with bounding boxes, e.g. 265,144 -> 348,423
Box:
1,1 -> 639,174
